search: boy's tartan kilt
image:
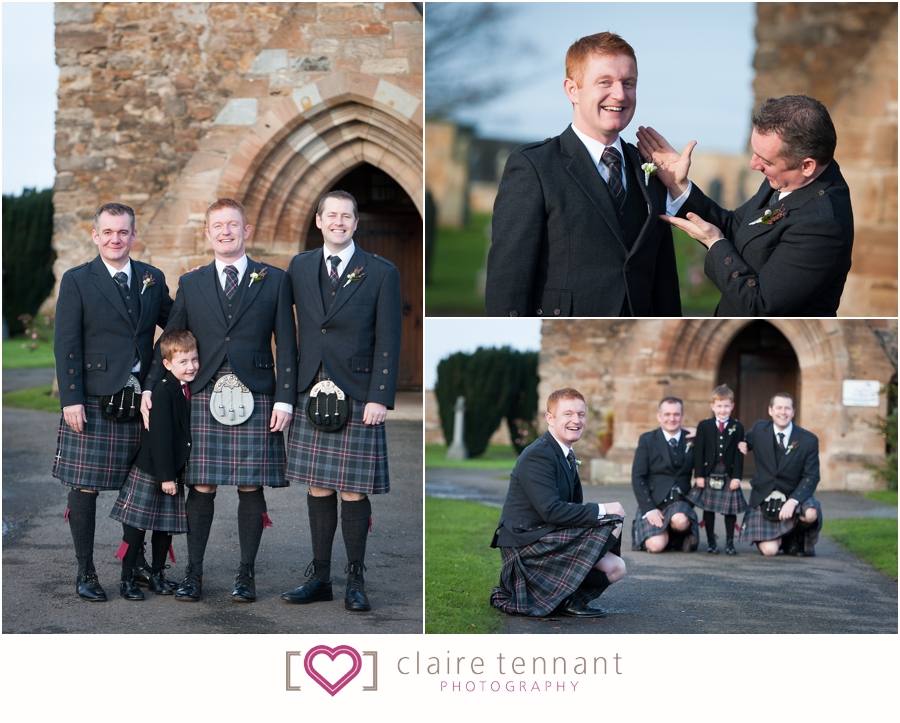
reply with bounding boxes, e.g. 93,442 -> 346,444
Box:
183,361 -> 287,487
686,484 -> 748,515
285,369 -> 389,495
490,523 -> 621,617
741,497 -> 822,555
631,500 -> 699,552
52,395 -> 141,491
109,465 -> 187,533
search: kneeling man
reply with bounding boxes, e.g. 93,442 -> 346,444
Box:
740,393 -> 822,556
490,388 -> 626,618
632,397 -> 699,552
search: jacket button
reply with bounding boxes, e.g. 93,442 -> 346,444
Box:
553,309 -> 560,315
225,336 -> 230,341
284,383 -> 289,388
536,309 -> 543,315
510,311 -> 518,317
286,368 -> 291,373
86,364 -> 91,369
748,279 -> 757,287
70,384 -> 76,390
69,354 -> 75,359
818,189 -> 825,196
365,368 -> 370,372
724,257 -> 732,265
383,369 -> 388,374
69,369 -> 74,374
97,363 -> 101,367
322,329 -> 327,334
227,314 -> 232,319
187,442 -> 191,447
383,352 -> 388,357
731,271 -> 739,278
379,385 -> 385,390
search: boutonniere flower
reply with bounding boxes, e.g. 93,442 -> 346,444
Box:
640,161 -> 658,186
343,266 -> 365,288
141,272 -> 155,295
727,424 -> 738,435
785,440 -> 799,455
749,204 -> 787,226
574,458 -> 582,467
248,267 -> 267,287
685,440 -> 694,451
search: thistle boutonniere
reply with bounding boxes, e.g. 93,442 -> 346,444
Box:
141,272 -> 155,295
749,204 -> 787,226
343,266 -> 365,288
685,440 -> 694,451
785,440 -> 799,455
574,458 -> 582,467
248,267 -> 267,287
640,161 -> 658,186
727,424 -> 738,436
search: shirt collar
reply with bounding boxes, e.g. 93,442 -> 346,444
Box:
662,429 -> 682,443
774,422 -> 793,439
571,124 -> 626,170
102,259 -> 131,283
323,240 -> 356,269
215,255 -> 248,281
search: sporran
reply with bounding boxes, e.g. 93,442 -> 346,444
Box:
209,373 -> 254,426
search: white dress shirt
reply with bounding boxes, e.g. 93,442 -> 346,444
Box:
551,435 -> 606,518
322,240 -> 356,280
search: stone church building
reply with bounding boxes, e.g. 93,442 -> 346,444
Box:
538,319 -> 896,491
49,2 -> 423,388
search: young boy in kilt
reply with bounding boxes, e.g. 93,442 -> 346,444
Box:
490,388 -> 627,618
740,393 -> 822,556
280,191 -> 401,613
687,385 -> 747,555
631,397 -> 699,553
110,329 -> 197,600
53,202 -> 173,601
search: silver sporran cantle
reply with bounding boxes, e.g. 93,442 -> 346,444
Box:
209,373 -> 254,426
102,374 -> 141,422
306,379 -> 349,432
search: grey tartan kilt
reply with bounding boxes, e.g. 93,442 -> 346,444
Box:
52,395 -> 142,491
741,497 -> 823,555
184,361 -> 287,487
285,370 -> 389,495
631,500 -> 699,552
109,465 -> 187,533
490,523 -> 621,617
686,483 -> 748,515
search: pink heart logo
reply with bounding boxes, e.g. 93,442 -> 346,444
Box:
304,645 -> 362,696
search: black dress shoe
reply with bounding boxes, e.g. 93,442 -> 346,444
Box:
707,533 -> 719,554
785,533 -> 804,557
76,572 -> 107,602
175,567 -> 202,602
231,564 -> 256,603
557,597 -> 606,618
344,564 -> 370,612
281,576 -> 333,604
133,543 -> 152,587
147,569 -> 175,595
724,541 -> 737,555
118,571 -> 145,601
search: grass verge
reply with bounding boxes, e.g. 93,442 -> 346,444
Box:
821,518 -> 897,580
425,496 -> 506,634
425,444 -> 518,470
2,385 -> 60,414
425,213 -> 491,315
3,337 -> 55,369
865,490 -> 898,506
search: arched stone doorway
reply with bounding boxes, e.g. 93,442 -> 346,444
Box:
305,163 -> 422,390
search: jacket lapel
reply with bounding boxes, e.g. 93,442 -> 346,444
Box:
774,426 -> 801,475
229,257 -> 264,328
324,246 -> 367,321
198,262 -> 225,321
91,256 -> 132,326
300,251 -> 326,318
622,143 -> 657,258
654,428 -> 675,473
133,260 -> 153,330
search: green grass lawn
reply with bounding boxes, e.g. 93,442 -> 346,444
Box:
425,444 -> 518,470
865,490 -> 898,506
2,384 -> 60,414
821,518 -> 898,579
3,337 -> 55,369
425,213 -> 492,316
672,228 -> 720,315
425,496 -> 506,634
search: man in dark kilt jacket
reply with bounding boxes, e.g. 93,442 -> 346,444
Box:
53,202 -> 173,601
740,393 -> 822,556
631,396 -> 699,553
280,190 -> 401,612
142,198 -> 296,602
490,388 -> 627,618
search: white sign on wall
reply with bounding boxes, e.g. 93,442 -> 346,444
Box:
842,380 -> 881,407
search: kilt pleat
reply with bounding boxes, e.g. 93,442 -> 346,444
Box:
686,484 -> 748,515
52,395 -> 142,491
109,465 -> 187,533
285,369 -> 389,495
184,361 -> 287,487
632,500 -> 699,552
490,523 -> 620,617
740,497 -> 823,555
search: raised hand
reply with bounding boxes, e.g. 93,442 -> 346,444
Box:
660,212 -> 725,249
636,126 -> 696,197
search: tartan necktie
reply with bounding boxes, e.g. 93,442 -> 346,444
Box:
566,449 -> 577,472
223,265 -> 239,299
328,255 -> 341,289
114,271 -> 128,290
718,420 -> 725,434
600,146 -> 625,208
776,432 -> 786,460
181,382 -> 191,402
668,437 -> 678,450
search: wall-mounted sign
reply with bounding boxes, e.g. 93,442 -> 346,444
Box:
842,380 -> 881,407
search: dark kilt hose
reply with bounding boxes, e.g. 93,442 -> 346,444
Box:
631,500 -> 699,552
110,466 -> 187,533
686,484 -> 748,516
285,368 -> 389,495
53,395 -> 142,491
741,497 -> 823,556
491,523 -> 621,617
185,361 -> 287,488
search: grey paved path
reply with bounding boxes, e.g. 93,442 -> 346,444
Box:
426,468 -> 898,634
3,405 -> 423,634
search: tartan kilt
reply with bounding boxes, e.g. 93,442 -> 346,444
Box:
490,523 -> 621,617
285,369 -> 389,495
740,497 -> 823,555
686,484 -> 748,515
184,361 -> 287,487
632,501 -> 699,552
52,395 -> 142,491
109,465 -> 187,533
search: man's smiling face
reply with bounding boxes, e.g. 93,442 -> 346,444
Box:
565,52 -> 637,145
316,196 -> 359,255
546,397 -> 587,446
